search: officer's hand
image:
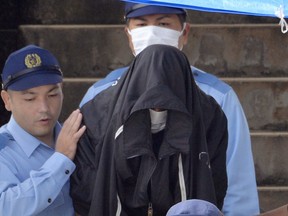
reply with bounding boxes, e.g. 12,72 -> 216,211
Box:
55,109 -> 86,160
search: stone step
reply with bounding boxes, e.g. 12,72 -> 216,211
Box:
61,77 -> 288,131
1,1 -> 282,73
224,77 -> 288,131
1,1 -> 281,72
258,186 -> 288,212
18,24 -> 288,79
251,132 -> 288,185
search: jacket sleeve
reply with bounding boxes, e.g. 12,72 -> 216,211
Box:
203,96 -> 228,209
70,128 -> 98,215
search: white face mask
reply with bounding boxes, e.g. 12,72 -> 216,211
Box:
128,24 -> 186,56
149,109 -> 167,134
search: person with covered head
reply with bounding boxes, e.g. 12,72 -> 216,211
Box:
70,44 -> 228,215
0,45 -> 86,215
79,2 -> 260,216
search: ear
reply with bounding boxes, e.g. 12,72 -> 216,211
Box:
59,83 -> 64,100
124,26 -> 129,37
182,22 -> 191,45
1,90 -> 12,111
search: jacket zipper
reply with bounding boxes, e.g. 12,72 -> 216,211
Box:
147,161 -> 156,216
148,202 -> 153,216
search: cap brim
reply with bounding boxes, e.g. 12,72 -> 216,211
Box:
7,71 -> 63,91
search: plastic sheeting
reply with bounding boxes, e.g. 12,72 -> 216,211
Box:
122,0 -> 288,33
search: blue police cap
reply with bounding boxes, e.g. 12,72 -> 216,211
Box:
125,2 -> 186,19
1,45 -> 63,91
166,199 -> 223,216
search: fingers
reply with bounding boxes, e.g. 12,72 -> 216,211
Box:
62,109 -> 82,134
74,125 -> 86,140
61,109 -> 86,138
55,109 -> 86,160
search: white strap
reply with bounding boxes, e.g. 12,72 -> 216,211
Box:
115,125 -> 124,139
116,195 -> 122,216
178,154 -> 187,201
275,5 -> 288,34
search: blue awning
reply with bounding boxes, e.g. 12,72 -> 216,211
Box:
122,0 -> 288,33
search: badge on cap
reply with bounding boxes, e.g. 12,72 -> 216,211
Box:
25,53 -> 42,68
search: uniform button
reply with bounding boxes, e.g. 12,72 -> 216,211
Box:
48,198 -> 52,203
65,170 -> 70,174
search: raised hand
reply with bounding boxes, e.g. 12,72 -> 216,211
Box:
55,109 -> 86,160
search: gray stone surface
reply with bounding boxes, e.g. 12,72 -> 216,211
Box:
18,24 -> 288,78
185,25 -> 288,77
225,78 -> 288,131
258,187 -> 288,212
18,25 -> 133,78
252,134 -> 288,185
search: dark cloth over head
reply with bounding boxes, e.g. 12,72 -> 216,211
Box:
70,45 -> 228,216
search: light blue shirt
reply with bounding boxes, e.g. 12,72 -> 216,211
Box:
79,66 -> 260,215
0,116 -> 75,216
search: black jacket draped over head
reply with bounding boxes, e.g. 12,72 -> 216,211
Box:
70,45 -> 228,216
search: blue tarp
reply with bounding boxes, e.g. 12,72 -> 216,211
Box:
122,0 -> 287,17
122,0 -> 288,32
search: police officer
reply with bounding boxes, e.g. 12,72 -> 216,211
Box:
0,45 -> 86,215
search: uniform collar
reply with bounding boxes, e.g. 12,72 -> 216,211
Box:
6,115 -> 61,157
